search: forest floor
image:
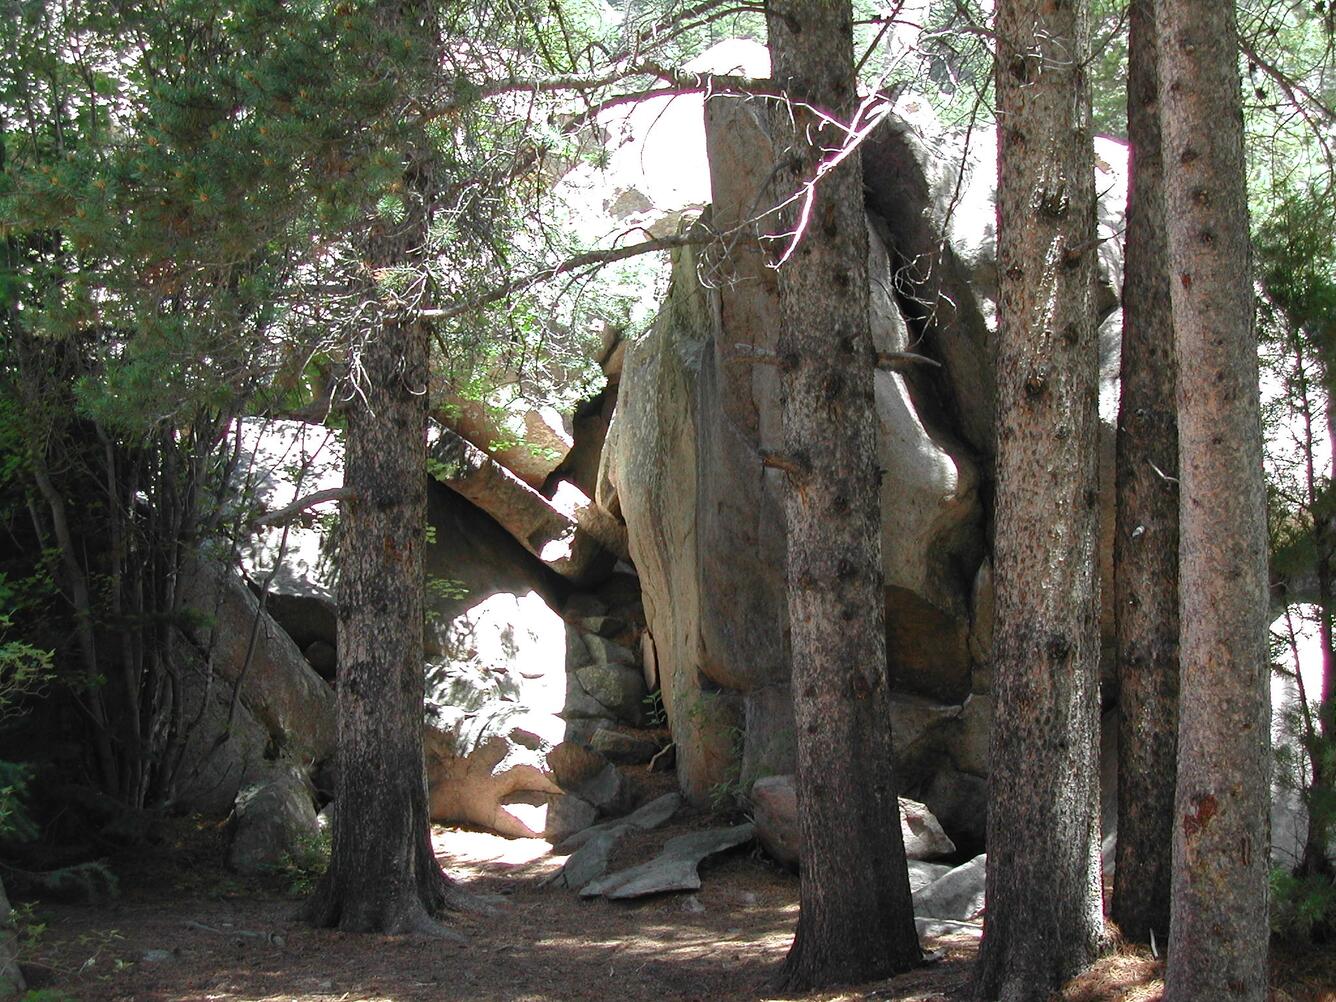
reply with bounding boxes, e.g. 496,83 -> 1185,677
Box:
17,803 -> 1336,1002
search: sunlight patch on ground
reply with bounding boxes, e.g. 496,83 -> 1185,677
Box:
432,826 -> 562,873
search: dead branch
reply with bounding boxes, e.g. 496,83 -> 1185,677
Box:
249,487 -> 355,528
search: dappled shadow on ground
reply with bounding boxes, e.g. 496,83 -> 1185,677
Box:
23,818 -> 976,1002
27,817 -> 1333,1002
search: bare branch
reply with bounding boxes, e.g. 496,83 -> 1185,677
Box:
250,487 -> 355,528
418,231 -> 709,323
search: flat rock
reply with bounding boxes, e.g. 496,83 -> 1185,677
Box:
579,823 -> 755,899
556,823 -> 633,891
556,792 -> 683,854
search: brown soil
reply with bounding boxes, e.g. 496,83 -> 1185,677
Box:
20,810 -> 974,1002
17,812 -> 1336,1002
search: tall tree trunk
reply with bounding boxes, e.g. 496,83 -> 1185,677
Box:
975,0 -> 1104,996
1111,0 -> 1179,946
304,202 -> 452,935
1157,0 -> 1271,996
765,0 -> 921,990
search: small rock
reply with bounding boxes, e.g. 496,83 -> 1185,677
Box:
681,895 -> 707,914
900,798 -> 956,860
546,743 -> 627,814
751,775 -> 956,868
227,765 -> 319,876
141,949 -> 175,964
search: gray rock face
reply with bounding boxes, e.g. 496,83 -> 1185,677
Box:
908,860 -> 953,894
556,792 -> 683,855
227,766 -> 320,876
611,91 -> 1131,817
611,99 -> 987,805
579,824 -> 756,899
180,558 -> 337,768
170,558 -> 336,817
912,853 -> 987,922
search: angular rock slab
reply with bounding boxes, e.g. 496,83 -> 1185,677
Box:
912,852 -> 986,922
556,824 -> 634,891
556,792 -> 683,855
579,823 -> 755,899
427,422 -> 615,585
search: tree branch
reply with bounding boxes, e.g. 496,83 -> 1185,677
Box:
418,231 -> 709,323
250,487 -> 354,528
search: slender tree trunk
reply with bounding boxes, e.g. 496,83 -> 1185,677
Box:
765,0 -> 921,989
1157,0 -> 1271,996
1111,0 -> 1179,946
1300,363 -> 1336,881
975,0 -> 1104,996
304,202 -> 453,935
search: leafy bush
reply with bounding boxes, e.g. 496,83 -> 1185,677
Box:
263,827 -> 331,897
1271,866 -> 1336,941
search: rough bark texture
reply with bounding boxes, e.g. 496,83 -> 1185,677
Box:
304,193 -> 452,935
0,877 -> 24,996
765,0 -> 921,989
1111,0 -> 1179,946
1157,1 -> 1271,996
974,0 -> 1104,997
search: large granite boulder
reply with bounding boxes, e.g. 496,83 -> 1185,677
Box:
608,67 -> 1131,816
609,96 -> 986,804
171,557 -> 336,816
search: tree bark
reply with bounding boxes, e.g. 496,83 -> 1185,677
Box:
765,0 -> 921,990
1111,0 -> 1180,946
975,0 -> 1105,997
1157,1 -> 1271,996
304,186 -> 452,935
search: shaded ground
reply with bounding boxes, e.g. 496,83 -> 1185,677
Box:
20,810 -> 974,1002
17,811 -> 1336,1002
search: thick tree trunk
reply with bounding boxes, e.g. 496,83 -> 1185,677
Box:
1111,0 -> 1179,946
1157,0 -> 1271,997
304,211 -> 452,934
975,0 -> 1104,997
765,0 -> 921,990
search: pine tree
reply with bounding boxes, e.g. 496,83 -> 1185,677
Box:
764,0 -> 921,989
1111,0 -> 1179,946
974,0 -> 1105,995
1158,0 -> 1271,994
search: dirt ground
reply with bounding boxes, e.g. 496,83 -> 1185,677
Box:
17,808 -> 1336,1002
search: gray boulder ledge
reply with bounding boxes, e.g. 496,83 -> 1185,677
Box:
579,823 -> 756,900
